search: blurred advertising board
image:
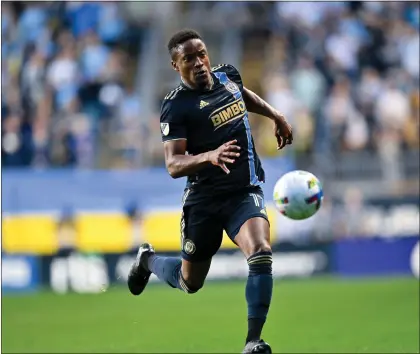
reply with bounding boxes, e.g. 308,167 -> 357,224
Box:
332,236 -> 419,278
1,254 -> 40,293
39,250 -> 110,294
4,236 -> 419,295
2,243 -> 331,294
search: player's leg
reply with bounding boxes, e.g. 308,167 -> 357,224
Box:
147,255 -> 211,293
235,218 -> 272,341
224,188 -> 272,353
128,202 -> 223,295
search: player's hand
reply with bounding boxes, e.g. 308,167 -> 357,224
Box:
208,140 -> 241,174
273,115 -> 293,150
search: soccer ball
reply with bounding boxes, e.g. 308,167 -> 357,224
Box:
273,170 -> 323,220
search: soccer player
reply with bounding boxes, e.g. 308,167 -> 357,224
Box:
128,29 -> 293,354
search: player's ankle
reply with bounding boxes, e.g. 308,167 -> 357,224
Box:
143,253 -> 155,271
246,318 -> 265,344
245,336 -> 260,344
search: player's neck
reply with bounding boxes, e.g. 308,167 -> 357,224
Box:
181,76 -> 214,91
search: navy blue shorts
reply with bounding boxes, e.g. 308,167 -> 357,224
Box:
180,186 -> 269,262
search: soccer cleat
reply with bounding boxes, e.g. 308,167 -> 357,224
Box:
242,339 -> 272,354
127,243 -> 155,295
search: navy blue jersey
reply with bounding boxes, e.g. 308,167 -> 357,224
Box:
160,64 -> 265,205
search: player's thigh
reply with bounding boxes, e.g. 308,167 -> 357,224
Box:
223,187 -> 271,258
234,217 -> 271,258
180,203 -> 223,284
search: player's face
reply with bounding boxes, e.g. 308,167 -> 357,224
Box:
172,39 -> 212,90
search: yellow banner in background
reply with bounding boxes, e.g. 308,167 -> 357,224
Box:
2,207 -> 277,255
76,214 -> 132,253
2,215 -> 59,254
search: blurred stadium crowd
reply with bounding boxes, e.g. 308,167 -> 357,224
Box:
2,1 -> 144,168
255,2 -> 419,157
2,1 -> 418,169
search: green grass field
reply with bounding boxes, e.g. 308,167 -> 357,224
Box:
2,277 -> 419,353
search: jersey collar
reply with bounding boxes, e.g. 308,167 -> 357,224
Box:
180,73 -> 215,91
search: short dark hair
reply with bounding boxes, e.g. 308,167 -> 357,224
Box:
167,29 -> 202,59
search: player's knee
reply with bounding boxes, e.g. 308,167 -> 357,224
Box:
248,241 -> 271,257
178,272 -> 204,294
247,244 -> 273,276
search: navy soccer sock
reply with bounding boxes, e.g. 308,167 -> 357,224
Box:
146,255 -> 199,294
245,251 -> 273,343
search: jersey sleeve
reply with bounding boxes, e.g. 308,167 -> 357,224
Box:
213,64 -> 244,92
160,98 -> 187,142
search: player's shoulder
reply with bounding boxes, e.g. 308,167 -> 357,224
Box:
160,84 -> 189,115
211,64 -> 243,88
162,84 -> 187,102
211,63 -> 240,75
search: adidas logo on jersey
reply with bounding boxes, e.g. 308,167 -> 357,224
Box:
199,100 -> 209,109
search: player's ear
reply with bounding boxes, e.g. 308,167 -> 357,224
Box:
171,61 -> 179,72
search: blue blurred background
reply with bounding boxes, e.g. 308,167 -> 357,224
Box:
1,1 -> 419,294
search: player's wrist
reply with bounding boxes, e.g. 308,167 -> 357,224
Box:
203,151 -> 212,164
273,112 -> 286,123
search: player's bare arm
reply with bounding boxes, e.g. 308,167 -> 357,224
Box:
242,87 -> 293,150
164,139 -> 241,178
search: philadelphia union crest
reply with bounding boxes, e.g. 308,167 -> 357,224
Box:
225,81 -> 239,94
183,239 -> 196,255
